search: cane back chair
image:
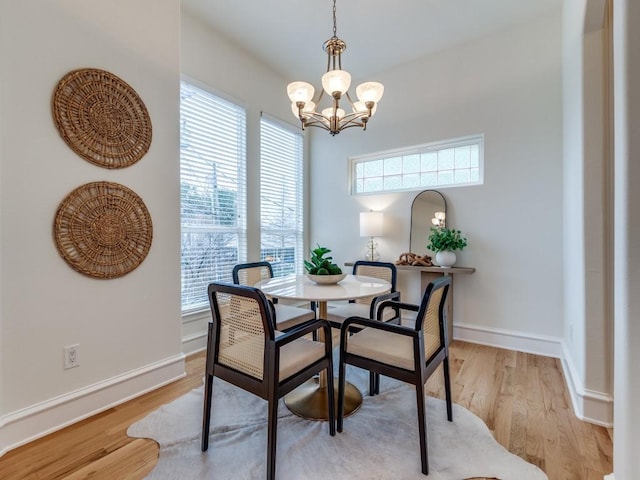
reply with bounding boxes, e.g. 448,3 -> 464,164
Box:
337,276 -> 452,476
202,282 -> 335,480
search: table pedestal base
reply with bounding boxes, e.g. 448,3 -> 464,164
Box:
284,377 -> 362,421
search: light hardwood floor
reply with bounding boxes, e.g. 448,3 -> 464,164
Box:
0,341 -> 612,480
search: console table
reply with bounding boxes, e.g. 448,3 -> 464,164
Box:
345,263 -> 475,341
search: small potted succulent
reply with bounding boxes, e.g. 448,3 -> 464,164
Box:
304,245 -> 345,284
426,227 -> 468,267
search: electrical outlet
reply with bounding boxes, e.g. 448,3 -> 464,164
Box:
64,344 -> 79,369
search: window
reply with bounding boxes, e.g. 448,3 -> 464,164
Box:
259,115 -> 304,277
180,81 -> 247,313
351,135 -> 483,195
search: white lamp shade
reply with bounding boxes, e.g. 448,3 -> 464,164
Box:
322,107 -> 345,119
360,211 -> 384,237
321,69 -> 351,95
287,81 -> 315,103
356,82 -> 384,103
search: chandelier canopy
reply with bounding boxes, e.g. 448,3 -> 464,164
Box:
287,0 -> 384,136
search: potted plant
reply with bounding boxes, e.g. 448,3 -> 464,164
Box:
426,227 -> 467,267
304,245 -> 345,284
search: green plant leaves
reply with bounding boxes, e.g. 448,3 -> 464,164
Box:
305,244 -> 343,275
426,227 -> 468,253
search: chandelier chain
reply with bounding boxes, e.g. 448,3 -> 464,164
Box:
332,0 -> 337,38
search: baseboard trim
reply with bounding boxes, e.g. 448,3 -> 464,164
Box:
0,353 -> 186,456
452,323 -> 613,427
181,309 -> 209,355
453,323 -> 564,358
560,341 -> 613,427
182,331 -> 207,355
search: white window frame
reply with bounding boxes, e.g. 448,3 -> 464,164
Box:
349,134 -> 484,195
259,113 -> 305,277
180,79 -> 247,314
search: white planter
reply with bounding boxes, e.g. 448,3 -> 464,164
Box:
435,251 -> 456,268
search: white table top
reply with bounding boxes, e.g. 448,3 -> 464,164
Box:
255,274 -> 390,303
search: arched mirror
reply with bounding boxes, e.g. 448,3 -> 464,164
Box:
409,190 -> 447,254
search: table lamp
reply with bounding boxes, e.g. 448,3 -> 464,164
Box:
360,211 -> 384,261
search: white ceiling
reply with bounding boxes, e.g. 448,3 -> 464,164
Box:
182,0 -> 562,82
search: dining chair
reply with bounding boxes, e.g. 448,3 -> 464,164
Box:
202,282 -> 336,480
326,260 -> 400,394
233,261 -> 316,330
336,276 -> 452,476
326,261 -> 400,326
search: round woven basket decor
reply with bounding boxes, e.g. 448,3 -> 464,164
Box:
52,68 -> 152,168
54,182 -> 153,279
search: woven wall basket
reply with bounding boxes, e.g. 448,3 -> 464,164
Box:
54,182 -> 153,279
52,68 -> 152,169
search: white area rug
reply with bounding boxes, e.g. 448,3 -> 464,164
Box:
128,363 -> 548,480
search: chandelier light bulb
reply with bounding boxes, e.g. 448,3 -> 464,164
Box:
291,101 -> 316,117
321,69 -> 351,96
356,82 -> 384,103
353,101 -> 377,116
322,107 -> 345,119
287,81 -> 315,103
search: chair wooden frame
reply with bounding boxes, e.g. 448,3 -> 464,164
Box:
202,282 -> 335,480
232,261 -> 275,290
336,276 -> 452,475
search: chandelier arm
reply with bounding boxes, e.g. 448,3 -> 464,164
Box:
313,88 -> 326,106
337,122 -> 367,131
344,91 -> 357,109
302,112 -> 332,127
340,112 -> 365,122
338,115 -> 368,128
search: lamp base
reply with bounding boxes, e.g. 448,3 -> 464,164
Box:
364,238 -> 379,261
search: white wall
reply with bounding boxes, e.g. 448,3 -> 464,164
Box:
561,0 -> 613,426
613,0 -> 640,477
180,11 -> 305,352
310,14 -> 564,352
562,0 -> 588,392
0,0 -> 183,453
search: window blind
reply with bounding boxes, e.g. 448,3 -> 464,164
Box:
259,115 -> 304,277
180,81 -> 247,312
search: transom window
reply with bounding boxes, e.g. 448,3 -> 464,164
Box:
350,134 -> 483,195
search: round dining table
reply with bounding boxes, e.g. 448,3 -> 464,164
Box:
255,273 -> 391,421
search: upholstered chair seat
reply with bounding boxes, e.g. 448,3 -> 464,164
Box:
344,327 -> 441,371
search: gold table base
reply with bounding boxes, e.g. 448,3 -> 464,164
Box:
284,377 -> 362,421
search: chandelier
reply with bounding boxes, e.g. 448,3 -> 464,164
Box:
286,0 -> 384,136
